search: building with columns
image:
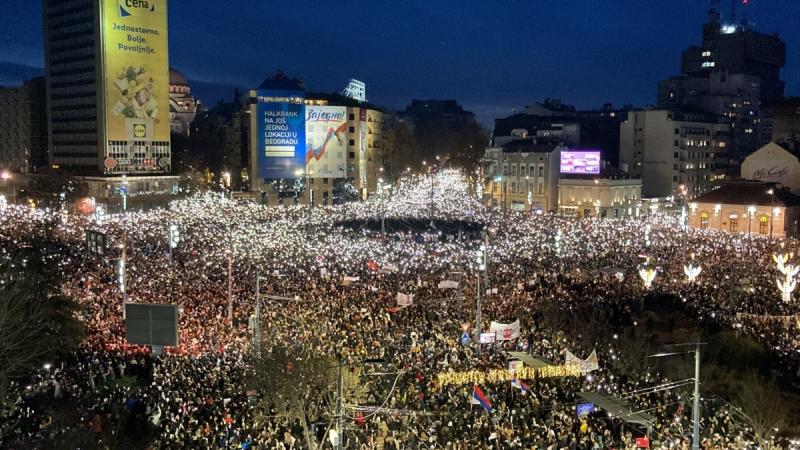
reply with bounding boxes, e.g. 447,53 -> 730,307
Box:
558,167 -> 642,218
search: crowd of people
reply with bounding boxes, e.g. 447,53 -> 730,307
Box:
1,170 -> 799,449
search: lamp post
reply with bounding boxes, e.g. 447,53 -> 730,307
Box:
226,244 -> 234,325
748,205 -> 755,235
767,189 -> 775,238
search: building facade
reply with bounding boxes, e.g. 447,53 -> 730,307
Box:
619,110 -> 730,199
482,141 -> 564,212
168,68 -> 199,136
0,77 -> 47,172
247,72 -> 387,206
687,181 -> 800,238
772,97 -> 800,153
558,169 -> 642,218
741,142 -> 800,193
657,7 -> 786,159
43,0 -> 171,175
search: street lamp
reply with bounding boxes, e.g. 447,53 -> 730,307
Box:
747,205 -> 755,235
1,170 -> 16,204
767,189 -> 775,238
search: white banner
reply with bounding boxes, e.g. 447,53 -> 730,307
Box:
489,319 -> 520,341
438,280 -> 459,290
485,288 -> 498,295
396,293 -> 414,308
342,276 -> 359,285
565,349 -> 599,373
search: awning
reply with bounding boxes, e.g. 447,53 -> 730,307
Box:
577,391 -> 656,430
508,351 -> 555,369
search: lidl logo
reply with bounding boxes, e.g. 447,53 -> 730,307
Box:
133,123 -> 147,138
119,0 -> 155,17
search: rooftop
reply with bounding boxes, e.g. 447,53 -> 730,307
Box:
692,181 -> 800,207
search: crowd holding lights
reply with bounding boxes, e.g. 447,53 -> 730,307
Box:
1,170 -> 799,448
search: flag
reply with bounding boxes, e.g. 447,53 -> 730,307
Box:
367,260 -> 379,272
471,385 -> 493,413
510,374 -> 529,395
489,319 -> 521,341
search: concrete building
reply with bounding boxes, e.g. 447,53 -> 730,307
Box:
687,181 -> 800,238
741,142 -> 800,193
493,100 -> 631,167
168,69 -> 199,136
558,167 -> 642,218
482,141 -> 564,212
772,97 -> 800,153
619,110 -> 730,199
398,100 -> 475,129
0,77 -> 47,173
247,72 -> 388,206
43,0 -> 172,175
657,6 -> 786,159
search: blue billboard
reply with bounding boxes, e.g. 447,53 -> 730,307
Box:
256,89 -> 306,179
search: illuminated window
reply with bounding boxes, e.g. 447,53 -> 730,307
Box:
759,215 -> 768,234
702,61 -> 716,68
702,50 -> 712,57
700,212 -> 709,229
729,217 -> 738,232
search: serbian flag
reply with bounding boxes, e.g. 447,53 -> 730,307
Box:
471,385 -> 493,413
367,260 -> 379,272
511,374 -> 529,395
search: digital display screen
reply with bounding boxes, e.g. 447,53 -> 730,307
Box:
560,150 -> 601,174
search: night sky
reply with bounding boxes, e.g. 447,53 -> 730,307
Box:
1,0 -> 798,126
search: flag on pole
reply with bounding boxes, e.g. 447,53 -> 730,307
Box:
510,374 -> 529,395
471,385 -> 493,413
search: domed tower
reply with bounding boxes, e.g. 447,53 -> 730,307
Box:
168,68 -> 199,136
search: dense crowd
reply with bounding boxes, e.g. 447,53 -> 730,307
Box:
1,171 -> 799,449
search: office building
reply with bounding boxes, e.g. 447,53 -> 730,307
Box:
248,71 -> 388,206
772,97 -> 800,153
657,6 -> 786,159
398,100 -> 475,129
482,140 -> 565,212
619,110 -> 730,199
43,0 -> 171,175
0,77 -> 47,172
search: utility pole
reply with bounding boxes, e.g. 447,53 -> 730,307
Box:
118,234 -> 128,318
226,244 -> 234,325
475,240 -> 487,353
335,362 -> 344,450
254,275 -> 261,358
692,343 -> 701,450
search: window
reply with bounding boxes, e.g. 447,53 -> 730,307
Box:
702,61 -> 715,68
675,128 -> 680,135
700,212 -> 709,229
349,126 -> 354,133
348,113 -> 355,120
348,152 -> 355,159
759,215 -> 768,234
702,50 -> 712,57
349,139 -> 355,146
729,217 -> 738,232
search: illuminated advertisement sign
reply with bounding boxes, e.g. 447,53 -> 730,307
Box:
102,0 -> 170,143
560,150 -> 601,174
256,90 -> 306,179
305,106 -> 347,178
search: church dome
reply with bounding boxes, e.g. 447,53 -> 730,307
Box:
169,68 -> 189,86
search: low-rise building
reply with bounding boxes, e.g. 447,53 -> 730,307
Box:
740,142 -> 800,193
558,167 -> 642,218
482,141 -> 564,212
687,181 -> 800,237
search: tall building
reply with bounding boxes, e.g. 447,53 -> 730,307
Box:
168,68 -> 199,136
619,110 -> 730,199
657,6 -> 786,159
398,100 -> 475,129
43,0 -> 171,175
0,77 -> 48,172
772,97 -> 800,153
248,71 -> 388,206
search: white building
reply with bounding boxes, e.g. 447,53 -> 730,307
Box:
741,142 -> 800,193
558,168 -> 642,218
619,110 -> 730,198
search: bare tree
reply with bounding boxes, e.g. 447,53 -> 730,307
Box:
733,371 -> 789,450
248,345 -> 369,449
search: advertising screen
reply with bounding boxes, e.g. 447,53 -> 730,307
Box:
256,90 -> 306,179
560,150 -> 601,174
305,106 -> 347,178
102,0 -> 170,143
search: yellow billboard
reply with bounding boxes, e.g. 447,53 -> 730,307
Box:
102,0 -> 169,143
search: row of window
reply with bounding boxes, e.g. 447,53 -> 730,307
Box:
699,212 -> 770,233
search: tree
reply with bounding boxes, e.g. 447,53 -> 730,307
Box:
733,371 -> 789,449
0,240 -> 83,406
382,122 -> 422,182
248,345 -> 369,449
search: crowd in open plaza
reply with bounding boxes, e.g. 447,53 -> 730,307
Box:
1,171 -> 800,449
